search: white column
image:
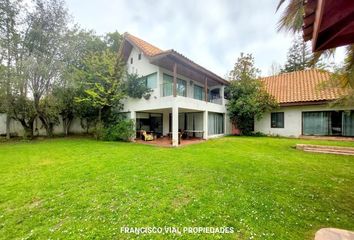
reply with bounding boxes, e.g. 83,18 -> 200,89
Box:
220,85 -> 225,105
172,105 -> 179,146
203,110 -> 208,140
130,111 -> 136,141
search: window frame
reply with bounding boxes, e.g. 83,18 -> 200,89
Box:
271,112 -> 284,128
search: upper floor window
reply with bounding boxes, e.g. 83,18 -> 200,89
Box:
194,85 -> 204,100
162,74 -> 187,97
271,112 -> 284,128
130,57 -> 133,64
138,53 -> 142,60
145,73 -> 157,89
177,79 -> 187,97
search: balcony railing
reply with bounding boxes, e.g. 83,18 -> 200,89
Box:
160,83 -> 223,105
208,93 -> 222,104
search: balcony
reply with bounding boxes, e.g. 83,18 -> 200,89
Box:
160,83 -> 223,105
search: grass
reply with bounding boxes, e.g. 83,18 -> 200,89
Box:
0,136 -> 353,239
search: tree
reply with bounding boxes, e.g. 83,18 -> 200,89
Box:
24,0 -> 70,137
0,0 -> 22,139
74,49 -> 126,124
123,73 -> 152,99
268,61 -> 282,76
228,53 -> 260,81
226,53 -> 278,134
104,31 -> 122,53
282,34 -> 311,72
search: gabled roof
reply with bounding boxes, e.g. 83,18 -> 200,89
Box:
260,69 -> 347,106
120,32 -> 228,85
124,32 -> 163,56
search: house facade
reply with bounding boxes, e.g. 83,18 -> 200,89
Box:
119,33 -> 231,146
255,69 -> 354,137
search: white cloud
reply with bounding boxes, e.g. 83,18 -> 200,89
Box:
65,0 -> 346,78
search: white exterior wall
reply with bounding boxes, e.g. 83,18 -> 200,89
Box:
0,113 -> 85,137
255,104 -> 353,137
122,45 -> 232,136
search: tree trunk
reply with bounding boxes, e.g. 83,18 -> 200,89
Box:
6,115 -> 11,139
62,116 -> 73,136
19,119 -> 34,139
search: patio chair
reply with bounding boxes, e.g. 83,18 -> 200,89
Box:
141,130 -> 154,141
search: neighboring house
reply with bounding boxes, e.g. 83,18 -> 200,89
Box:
255,69 -> 354,137
119,33 -> 231,146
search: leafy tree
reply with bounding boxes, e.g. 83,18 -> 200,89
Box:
24,0 -> 70,137
228,53 -> 261,81
0,0 -> 23,139
282,34 -> 311,72
52,86 -> 77,135
74,49 -> 126,124
104,31 -> 122,53
226,53 -> 278,134
124,73 -> 152,99
10,96 -> 37,139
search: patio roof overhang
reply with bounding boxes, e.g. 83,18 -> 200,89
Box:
118,35 -> 229,87
149,50 -> 229,87
303,0 -> 354,52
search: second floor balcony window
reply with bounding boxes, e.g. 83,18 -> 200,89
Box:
162,74 -> 187,97
194,85 -> 205,100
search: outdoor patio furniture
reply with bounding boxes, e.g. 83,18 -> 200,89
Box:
141,130 -> 154,141
184,130 -> 204,139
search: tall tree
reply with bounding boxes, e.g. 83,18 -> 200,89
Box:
0,0 -> 22,139
74,49 -> 126,125
282,34 -> 311,72
226,53 -> 278,134
228,53 -> 261,81
24,0 -> 70,137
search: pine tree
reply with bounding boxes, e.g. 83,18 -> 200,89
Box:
282,34 -> 312,73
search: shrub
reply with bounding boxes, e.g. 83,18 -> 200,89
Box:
103,119 -> 135,141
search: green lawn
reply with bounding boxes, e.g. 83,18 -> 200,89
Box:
0,137 -> 353,239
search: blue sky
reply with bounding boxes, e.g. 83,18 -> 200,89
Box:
66,0 -> 344,77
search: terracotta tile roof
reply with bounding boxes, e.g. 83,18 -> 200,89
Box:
124,32 -> 163,56
260,69 -> 346,105
122,32 -> 228,84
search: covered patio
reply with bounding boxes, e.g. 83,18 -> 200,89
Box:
132,107 -> 225,147
135,136 -> 205,147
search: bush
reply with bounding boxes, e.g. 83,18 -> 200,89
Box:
103,119 -> 135,141
93,122 -> 104,140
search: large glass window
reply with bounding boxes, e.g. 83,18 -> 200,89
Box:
162,74 -> 173,96
162,74 -> 187,97
177,78 -> 187,97
194,85 -> 204,100
342,111 -> 354,136
303,112 -> 329,135
145,73 -> 157,89
208,112 -> 224,135
271,112 -> 284,128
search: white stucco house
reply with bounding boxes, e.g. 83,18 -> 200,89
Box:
119,33 -> 231,146
255,69 -> 354,138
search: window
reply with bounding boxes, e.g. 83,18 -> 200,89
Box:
271,112 -> 284,128
162,74 -> 173,96
177,78 -> 187,97
130,57 -> 133,64
138,53 -> 141,60
145,73 -> 157,89
194,85 -> 204,100
208,112 -> 224,135
162,74 -> 187,97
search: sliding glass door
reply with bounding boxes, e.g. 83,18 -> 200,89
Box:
303,112 -> 330,135
343,111 -> 354,136
208,112 -> 224,135
303,110 -> 354,136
